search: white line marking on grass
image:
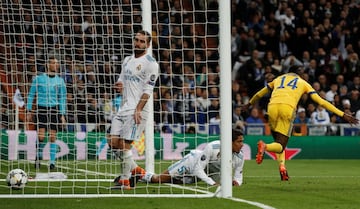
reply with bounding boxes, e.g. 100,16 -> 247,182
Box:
164,183 -> 215,195
229,197 -> 276,209
4,161 -> 277,208
44,161 -> 118,177
166,184 -> 277,209
63,163 -> 278,209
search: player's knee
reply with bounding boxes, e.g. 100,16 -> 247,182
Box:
108,137 -> 119,149
278,144 -> 285,153
274,134 -> 289,152
274,141 -> 286,152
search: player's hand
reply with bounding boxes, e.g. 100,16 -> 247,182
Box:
342,113 -> 359,126
232,180 -> 239,186
134,109 -> 142,124
213,182 -> 220,186
114,82 -> 123,93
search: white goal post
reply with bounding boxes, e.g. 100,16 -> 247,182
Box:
0,0 -> 232,198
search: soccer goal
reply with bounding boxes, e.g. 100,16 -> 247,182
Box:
0,0 -> 232,198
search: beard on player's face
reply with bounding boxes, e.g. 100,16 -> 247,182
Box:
134,46 -> 146,56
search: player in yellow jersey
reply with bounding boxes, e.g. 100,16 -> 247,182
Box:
243,67 -> 359,181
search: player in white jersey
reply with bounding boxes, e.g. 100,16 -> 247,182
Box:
133,128 -> 244,187
108,30 -> 159,189
204,138 -> 245,186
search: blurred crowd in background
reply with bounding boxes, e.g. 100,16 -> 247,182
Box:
0,0 -> 360,135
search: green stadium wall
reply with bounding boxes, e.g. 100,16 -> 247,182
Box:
1,130 -> 360,160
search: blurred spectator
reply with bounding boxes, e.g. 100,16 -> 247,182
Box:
160,100 -> 172,124
153,90 -> 161,124
276,7 -> 296,35
232,92 -> 244,109
238,50 -> 263,95
174,82 -> 196,123
325,47 -> 344,81
293,107 -> 310,135
258,25 -> 280,56
98,62 -> 117,95
66,90 -> 76,132
83,63 -> 99,100
195,88 -> 210,112
231,26 -> 241,63
245,107 -> 265,124
209,112 -> 220,125
186,125 -> 196,134
304,59 -> 319,83
262,50 -> 276,68
294,107 -> 310,124
327,113 -> 341,136
335,74 -> 346,90
271,59 -> 283,74
332,94 -> 343,110
317,74 -> 330,91
342,99 -> 352,111
278,34 -> 289,59
86,94 -> 105,132
310,105 -> 330,134
195,88 -> 210,124
163,89 -> 174,119
208,97 -> 220,121
348,90 -> 360,113
325,83 -> 338,103
301,51 -> 311,70
306,102 -> 317,118
73,79 -> 87,131
356,109 -> 360,127
233,105 -> 245,125
348,75 -> 360,92
314,48 -> 328,73
343,52 -> 360,80
312,81 -> 321,93
339,85 -> 350,101
282,55 -> 303,73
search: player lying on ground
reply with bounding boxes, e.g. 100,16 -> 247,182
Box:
130,128 -> 245,187
242,66 -> 359,181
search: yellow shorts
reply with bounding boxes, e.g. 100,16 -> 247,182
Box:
267,104 -> 296,137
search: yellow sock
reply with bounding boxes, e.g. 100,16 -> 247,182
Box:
266,142 -> 283,153
276,152 -> 285,166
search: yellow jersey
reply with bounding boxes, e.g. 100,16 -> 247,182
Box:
268,73 -> 313,108
249,73 -> 344,117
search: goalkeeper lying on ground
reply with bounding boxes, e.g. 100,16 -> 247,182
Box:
130,128 -> 245,187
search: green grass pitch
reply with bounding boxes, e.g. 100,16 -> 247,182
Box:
1,159 -> 360,209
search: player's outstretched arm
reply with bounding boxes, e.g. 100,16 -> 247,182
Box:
245,86 -> 271,108
342,113 -> 359,126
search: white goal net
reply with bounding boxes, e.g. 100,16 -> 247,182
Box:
0,0 -> 232,198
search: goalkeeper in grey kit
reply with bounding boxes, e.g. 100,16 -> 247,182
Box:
135,128 -> 245,186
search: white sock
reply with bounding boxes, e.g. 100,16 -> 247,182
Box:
121,150 -> 136,179
143,172 -> 154,183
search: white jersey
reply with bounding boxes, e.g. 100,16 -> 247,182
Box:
168,149 -> 216,186
117,53 -> 159,116
202,140 -> 244,186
